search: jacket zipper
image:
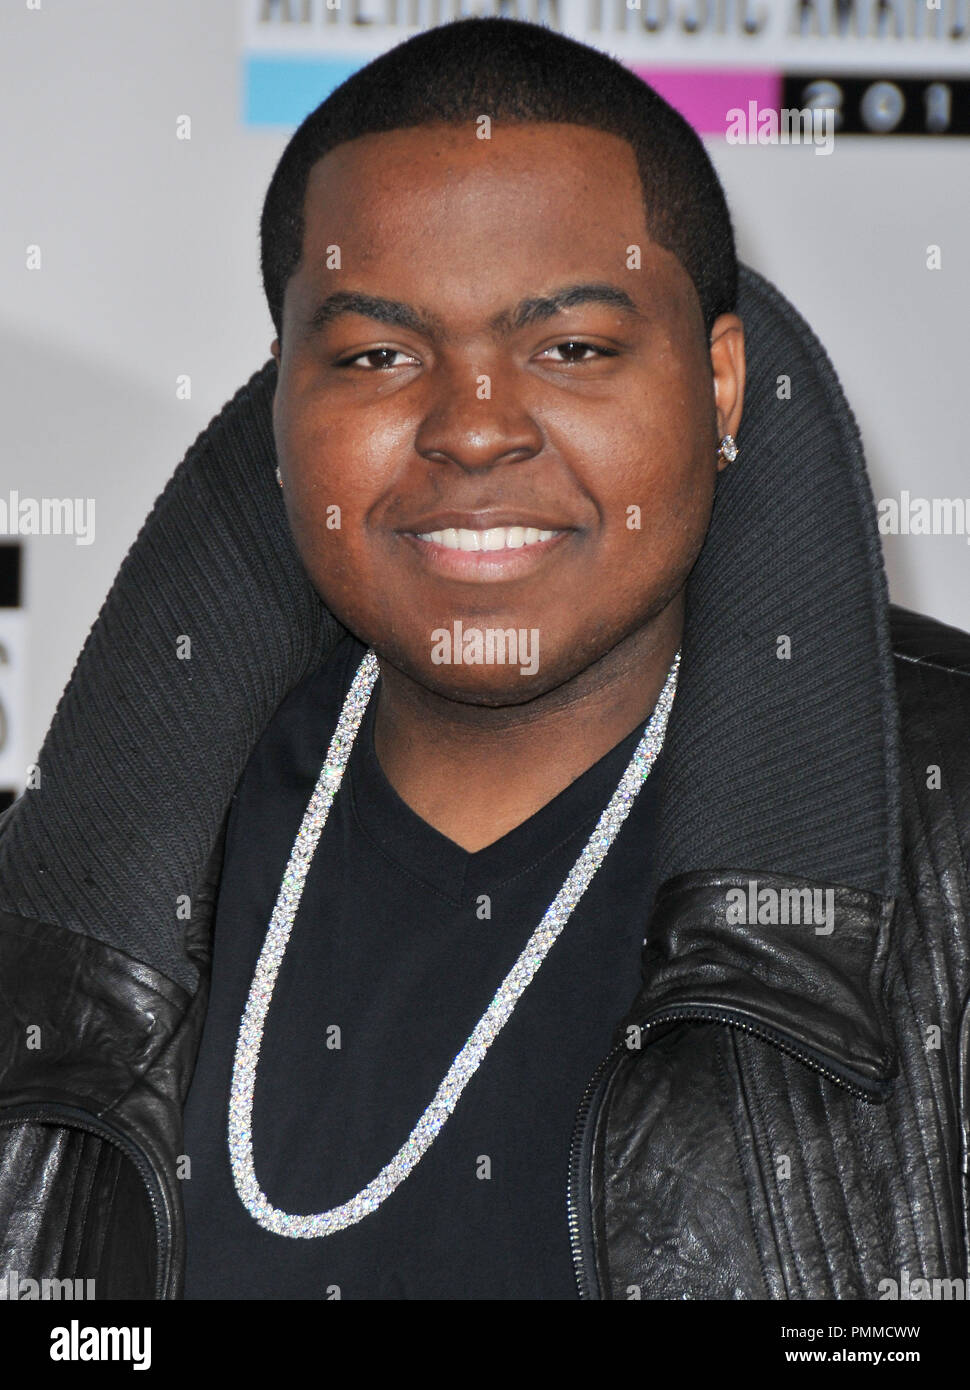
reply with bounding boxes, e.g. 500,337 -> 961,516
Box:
0,1101 -> 171,1299
567,1004 -> 892,1299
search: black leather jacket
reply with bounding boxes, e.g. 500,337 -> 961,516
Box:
0,604 -> 968,1299
1,266 -> 967,1299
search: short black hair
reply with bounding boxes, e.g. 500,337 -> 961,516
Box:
260,17 -> 737,344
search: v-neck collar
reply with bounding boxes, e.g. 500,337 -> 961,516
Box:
345,664 -> 665,908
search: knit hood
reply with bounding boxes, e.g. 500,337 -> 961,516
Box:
0,263 -> 901,994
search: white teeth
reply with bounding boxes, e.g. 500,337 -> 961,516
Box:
415,525 -> 560,550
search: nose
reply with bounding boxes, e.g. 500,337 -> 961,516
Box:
414,360 -> 544,473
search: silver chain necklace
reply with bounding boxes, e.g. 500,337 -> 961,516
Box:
228,646 -> 681,1238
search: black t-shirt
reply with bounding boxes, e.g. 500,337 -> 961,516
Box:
182,632 -> 666,1300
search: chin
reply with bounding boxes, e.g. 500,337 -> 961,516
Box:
370,634 -> 563,705
411,663 -> 556,706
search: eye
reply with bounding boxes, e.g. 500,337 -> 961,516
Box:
336,348 -> 419,370
539,341 -> 619,364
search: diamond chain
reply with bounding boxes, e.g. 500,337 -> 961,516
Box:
228,646 -> 681,1237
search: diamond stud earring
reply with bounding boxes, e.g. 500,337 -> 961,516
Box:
717,434 -> 739,464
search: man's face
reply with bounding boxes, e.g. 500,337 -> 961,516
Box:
272,121 -> 743,704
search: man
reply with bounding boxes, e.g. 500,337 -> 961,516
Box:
0,17 -> 968,1301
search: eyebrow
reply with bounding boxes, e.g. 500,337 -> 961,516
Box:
302,282 -> 644,340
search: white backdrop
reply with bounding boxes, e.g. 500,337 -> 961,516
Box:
2,0 -> 969,783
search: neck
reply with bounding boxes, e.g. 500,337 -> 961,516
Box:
372,595 -> 683,852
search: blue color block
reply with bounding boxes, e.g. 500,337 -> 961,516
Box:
244,54 -> 367,126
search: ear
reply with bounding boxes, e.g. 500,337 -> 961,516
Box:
270,340 -> 281,430
709,313 -> 745,471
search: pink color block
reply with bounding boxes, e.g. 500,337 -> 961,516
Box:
628,67 -> 782,135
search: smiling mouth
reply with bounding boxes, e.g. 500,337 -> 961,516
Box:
412,525 -> 563,551
399,523 -> 572,582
